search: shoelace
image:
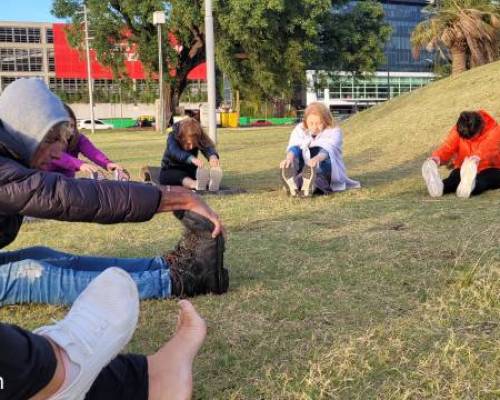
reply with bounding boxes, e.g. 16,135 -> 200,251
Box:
166,232 -> 199,295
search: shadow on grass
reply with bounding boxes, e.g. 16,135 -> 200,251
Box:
224,150 -> 435,194
349,151 -> 431,188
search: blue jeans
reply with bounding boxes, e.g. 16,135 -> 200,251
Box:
0,246 -> 172,306
288,146 -> 332,179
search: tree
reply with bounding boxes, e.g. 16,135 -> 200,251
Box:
52,0 -> 208,125
215,1 -> 391,103
315,1 -> 392,76
53,0 -> 335,121
215,0 -> 331,103
411,0 -> 500,76
52,0 -> 391,120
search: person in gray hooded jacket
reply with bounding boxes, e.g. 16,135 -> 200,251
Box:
0,78 -> 227,399
0,78 -> 228,305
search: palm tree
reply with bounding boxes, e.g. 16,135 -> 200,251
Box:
411,0 -> 500,75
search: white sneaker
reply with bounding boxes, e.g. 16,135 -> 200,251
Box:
301,165 -> 317,197
422,159 -> 443,197
35,267 -> 139,400
208,167 -> 223,192
195,168 -> 209,191
457,157 -> 478,198
281,165 -> 298,197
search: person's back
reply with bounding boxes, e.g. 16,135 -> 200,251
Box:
46,104 -> 129,179
422,110 -> 500,198
159,118 -> 223,191
433,110 -> 500,172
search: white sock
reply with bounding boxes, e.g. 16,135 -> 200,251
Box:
51,348 -> 81,396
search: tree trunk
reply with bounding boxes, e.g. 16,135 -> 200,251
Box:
450,45 -> 467,75
158,83 -> 180,130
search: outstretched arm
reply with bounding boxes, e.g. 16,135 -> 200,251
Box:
432,128 -> 460,165
77,134 -> 112,169
0,157 -> 222,236
49,152 -> 84,173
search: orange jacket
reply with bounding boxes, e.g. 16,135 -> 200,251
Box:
432,110 -> 500,172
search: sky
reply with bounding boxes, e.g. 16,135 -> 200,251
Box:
1,0 -> 66,23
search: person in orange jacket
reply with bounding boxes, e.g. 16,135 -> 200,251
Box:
422,110 -> 500,198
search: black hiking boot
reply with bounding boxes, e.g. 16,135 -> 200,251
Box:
165,211 -> 229,297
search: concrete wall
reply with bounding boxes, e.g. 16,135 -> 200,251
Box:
69,102 -> 209,127
69,103 -> 154,120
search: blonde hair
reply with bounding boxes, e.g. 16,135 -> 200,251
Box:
303,102 -> 336,130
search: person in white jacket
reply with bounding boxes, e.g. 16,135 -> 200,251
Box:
280,102 -> 360,197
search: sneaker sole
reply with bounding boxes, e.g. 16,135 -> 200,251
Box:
281,166 -> 298,196
457,159 -> 477,198
214,234 -> 229,294
301,165 -> 316,197
421,160 -> 443,197
208,167 -> 223,192
195,168 -> 210,191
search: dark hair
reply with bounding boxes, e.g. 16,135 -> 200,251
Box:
64,103 -> 77,122
174,117 -> 215,149
456,111 -> 484,139
63,103 -> 80,152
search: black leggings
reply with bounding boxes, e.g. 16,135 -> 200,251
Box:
159,165 -> 197,186
0,323 -> 148,400
443,168 -> 500,195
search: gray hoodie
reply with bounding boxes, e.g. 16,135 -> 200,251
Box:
0,78 -> 69,166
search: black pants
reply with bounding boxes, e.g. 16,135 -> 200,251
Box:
443,168 -> 500,195
0,323 -> 148,400
159,165 -> 197,186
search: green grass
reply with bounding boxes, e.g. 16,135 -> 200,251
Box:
2,61 -> 500,399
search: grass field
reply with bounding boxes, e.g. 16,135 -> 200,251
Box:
1,61 -> 500,399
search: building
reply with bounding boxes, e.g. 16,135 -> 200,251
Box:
0,21 -> 207,117
306,0 -> 435,116
0,22 -> 54,90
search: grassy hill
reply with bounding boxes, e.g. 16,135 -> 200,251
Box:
1,62 -> 499,399
342,60 -> 500,196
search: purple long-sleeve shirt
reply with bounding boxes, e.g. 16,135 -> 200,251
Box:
48,133 -> 112,178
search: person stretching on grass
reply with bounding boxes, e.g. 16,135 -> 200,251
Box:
1,267 -> 208,400
159,117 -> 223,192
0,78 -> 228,306
47,104 -> 129,180
422,110 -> 500,198
280,102 -> 360,197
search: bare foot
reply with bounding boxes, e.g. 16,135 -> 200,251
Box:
147,300 -> 207,400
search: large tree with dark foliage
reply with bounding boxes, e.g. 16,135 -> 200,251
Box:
52,0 -> 390,119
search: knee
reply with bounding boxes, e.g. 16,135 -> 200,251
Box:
288,146 -> 302,159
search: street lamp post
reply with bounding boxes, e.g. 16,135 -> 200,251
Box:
205,0 -> 217,144
153,11 -> 166,133
83,4 -> 95,133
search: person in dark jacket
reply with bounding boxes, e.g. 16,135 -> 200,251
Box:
0,78 -> 228,306
159,118 -> 223,191
0,78 -> 226,400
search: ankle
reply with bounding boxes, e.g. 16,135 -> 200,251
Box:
30,339 -> 66,400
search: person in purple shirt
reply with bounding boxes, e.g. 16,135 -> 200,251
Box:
48,104 -> 129,179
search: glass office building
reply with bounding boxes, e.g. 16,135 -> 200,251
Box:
381,0 -> 433,73
307,0 -> 435,115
